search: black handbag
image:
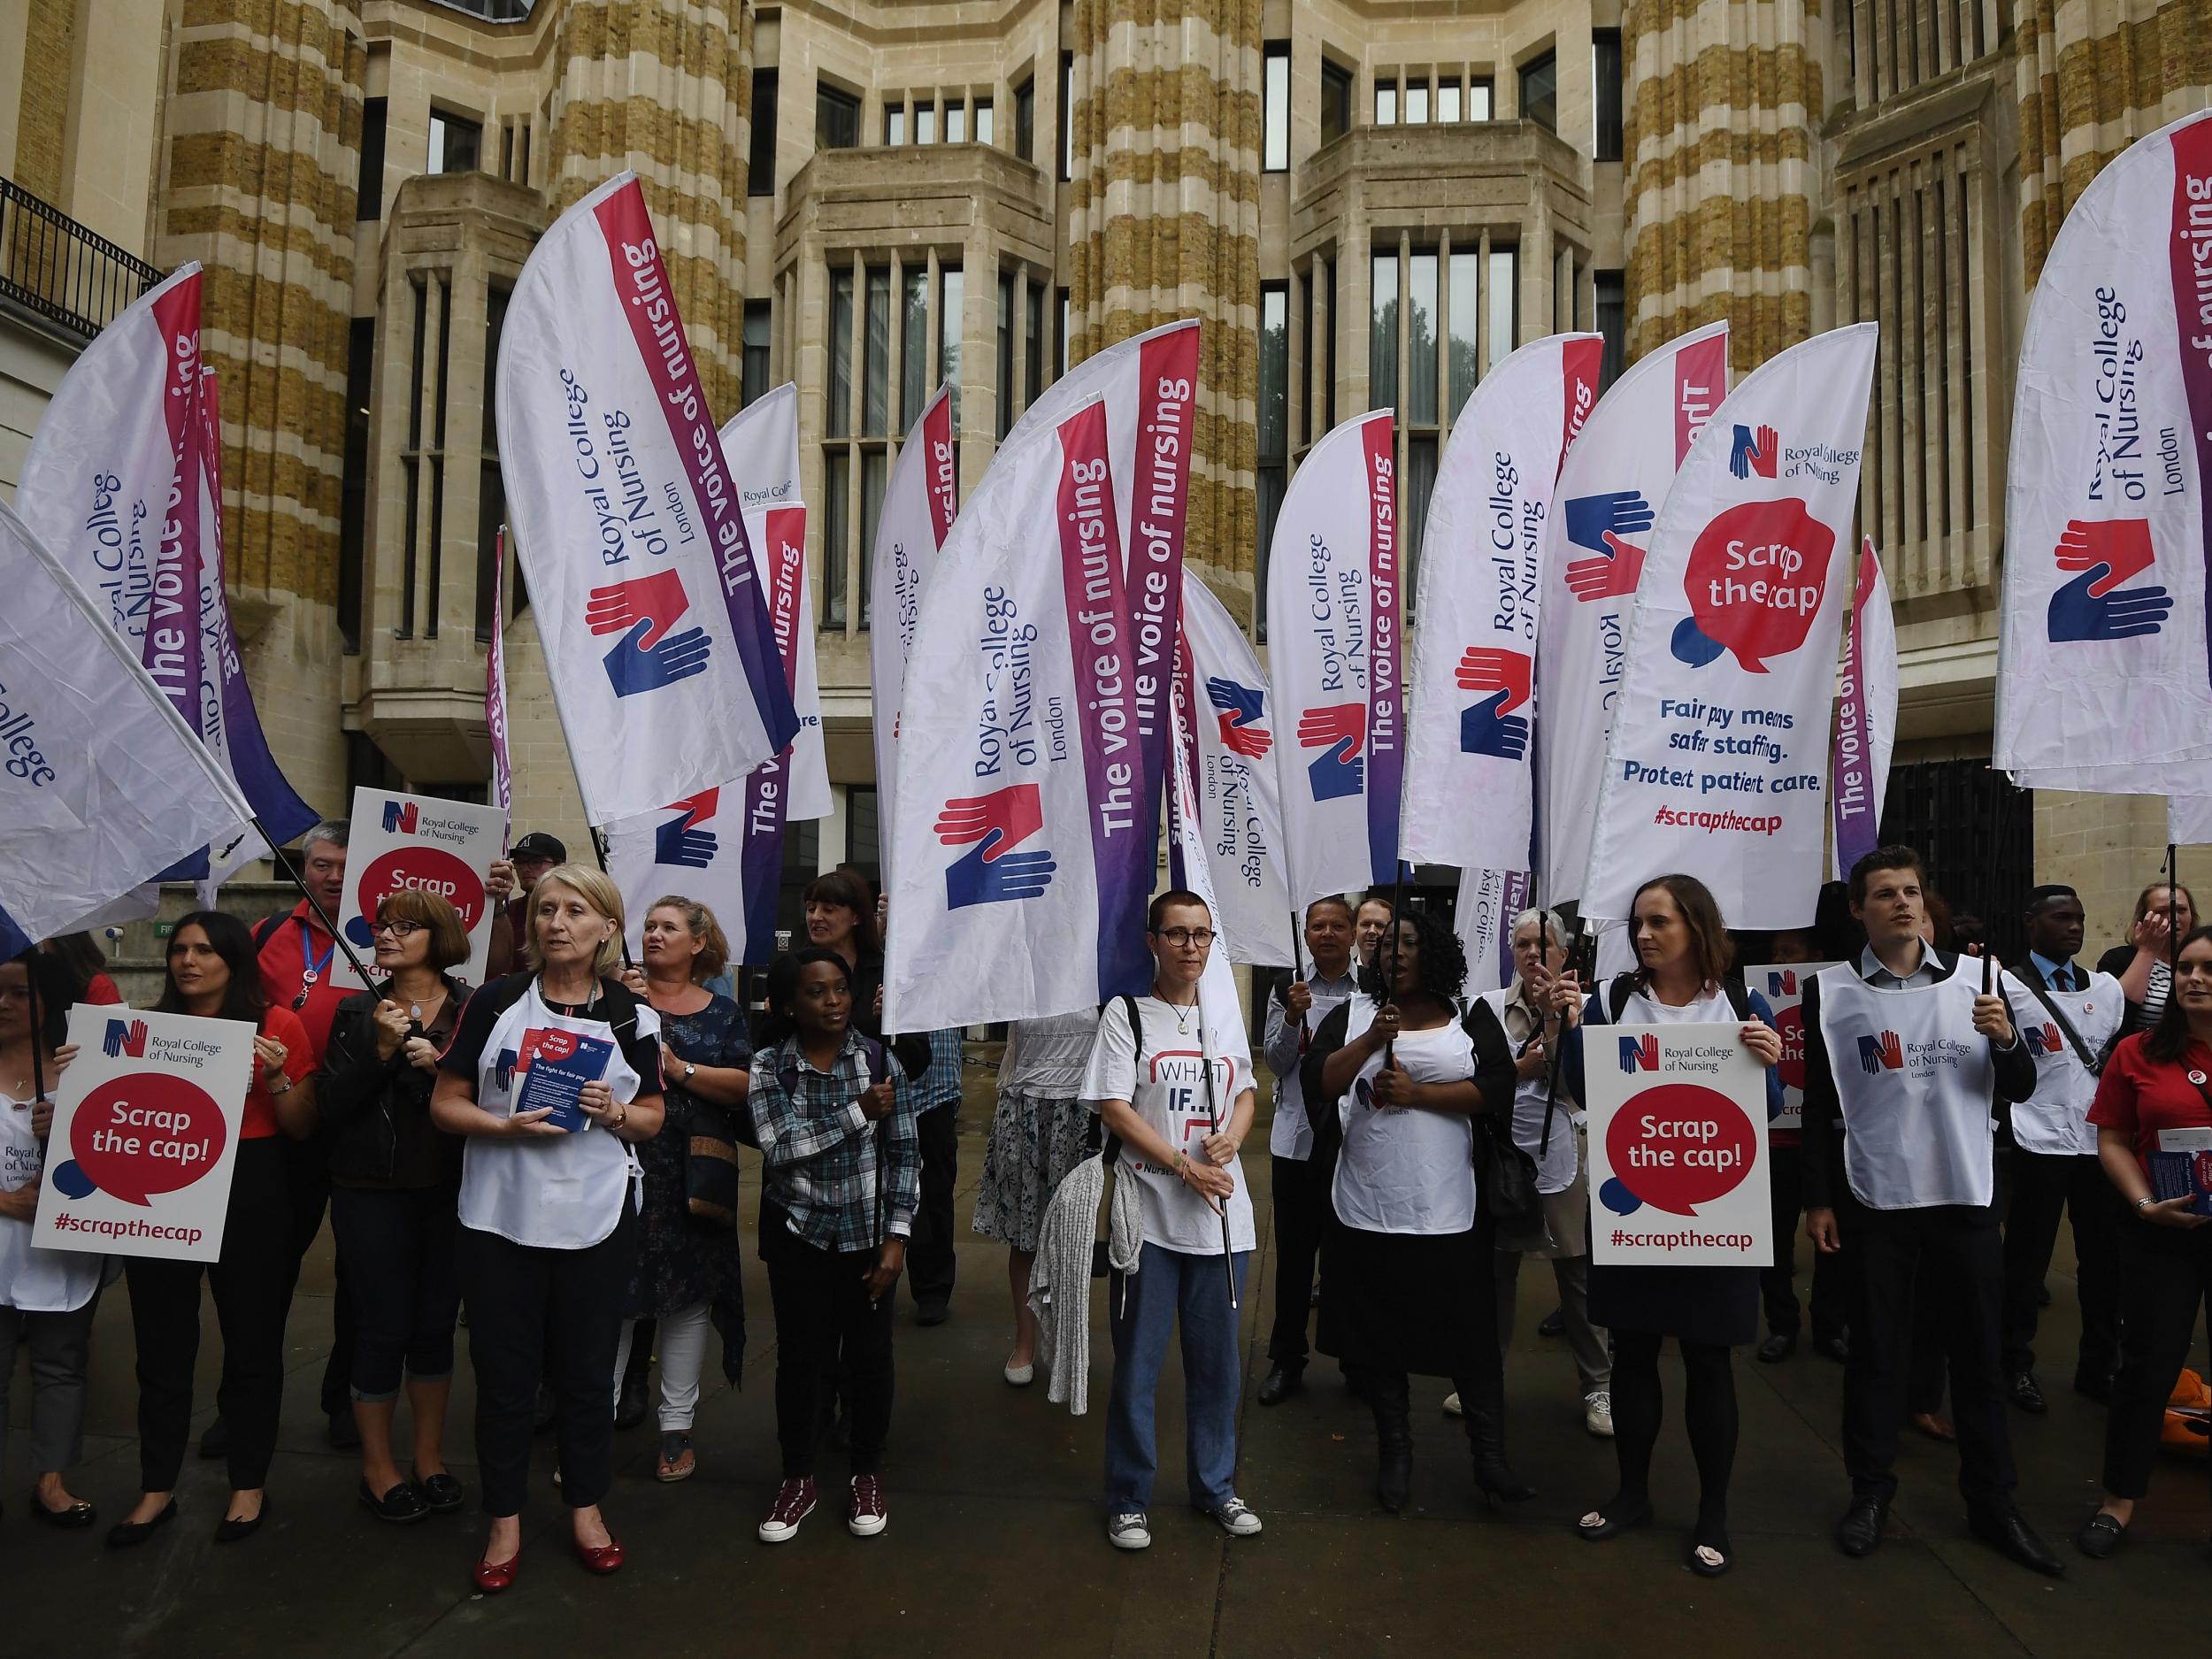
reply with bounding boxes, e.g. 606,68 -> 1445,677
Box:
1474,1108 -> 1545,1238
683,1099 -> 743,1230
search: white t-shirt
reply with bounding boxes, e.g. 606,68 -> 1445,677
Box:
1,1089 -> 102,1313
1080,995 -> 1256,1255
1329,997 -> 1479,1234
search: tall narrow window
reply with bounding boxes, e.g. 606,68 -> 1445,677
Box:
945,101 -> 966,143
827,265 -> 854,438
885,104 -> 906,145
401,280 -> 426,638
743,300 -> 772,404
517,121 -> 530,187
1448,251 -> 1479,417
1375,79 -> 1398,126
476,285 -> 509,642
1594,31 -> 1624,161
1257,282 -> 1288,640
996,271 -> 1017,440
749,68 -> 779,194
974,100 -> 993,145
357,97 -> 388,220
823,451 -> 850,627
915,101 -> 937,144
1026,280 -> 1047,402
1488,247 -> 1518,372
1469,79 -> 1494,121
1014,76 -> 1035,160
1438,79 -> 1462,123
864,266 -> 891,434
1594,269 -> 1626,388
902,268 -> 928,422
338,317 -> 375,649
1406,435 -> 1438,606
940,265 -> 964,429
1058,288 -> 1070,376
860,451 -> 887,627
1320,59 -> 1353,143
1406,251 -> 1438,425
1518,52 -> 1557,134
817,82 -> 860,150
1323,256 -> 1338,431
1059,52 -> 1074,180
427,111 -> 481,174
1371,251 -> 1399,411
1263,42 -> 1290,173
1300,266 -> 1315,447
1405,80 -> 1429,124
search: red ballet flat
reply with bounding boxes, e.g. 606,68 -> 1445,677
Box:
472,1548 -> 521,1594
572,1533 -> 624,1576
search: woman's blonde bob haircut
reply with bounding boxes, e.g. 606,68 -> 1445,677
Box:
521,863 -> 627,980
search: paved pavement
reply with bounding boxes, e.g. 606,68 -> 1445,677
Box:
6,1065 -> 2208,1657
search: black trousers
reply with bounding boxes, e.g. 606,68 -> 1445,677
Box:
456,1205 -> 637,1516
329,1183 -> 462,1400
1840,1195 -> 2016,1510
280,1132 -> 353,1417
762,1202 -> 895,1478
126,1138 -> 294,1493
2101,1222 -> 2212,1500
1269,1153 -> 1325,1368
907,1100 -> 959,1306
2000,1148 -> 2123,1378
1762,1142 -> 1845,1342
1609,1332 -> 1737,1525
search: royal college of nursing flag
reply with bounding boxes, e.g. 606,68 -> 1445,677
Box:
16,263 -> 315,891
0,496 -> 258,956
1537,322 -> 1730,908
1169,685 -> 1257,1065
1171,572 -> 1291,968
885,399 -> 1156,1030
868,384 -> 960,892
1997,110 -> 2212,794
495,173 -> 798,826
606,385 -> 826,963
1263,408 -> 1405,910
1832,539 -> 1898,879
1584,324 -> 1879,930
1402,334 -> 1602,875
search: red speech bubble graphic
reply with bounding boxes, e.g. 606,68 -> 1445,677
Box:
1671,498 -> 1836,672
1774,1002 -> 1807,1094
355,846 -> 487,934
68,1073 -> 230,1206
1604,1081 -> 1758,1217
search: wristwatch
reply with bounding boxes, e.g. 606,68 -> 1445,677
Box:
682,1061 -> 696,1085
268,1074 -> 295,1096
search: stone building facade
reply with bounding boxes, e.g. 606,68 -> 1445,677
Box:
1,0 -> 2208,951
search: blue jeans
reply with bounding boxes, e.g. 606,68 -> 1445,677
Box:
1104,1241 -> 1250,1511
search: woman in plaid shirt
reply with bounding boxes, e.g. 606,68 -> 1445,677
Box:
749,947 -> 918,1546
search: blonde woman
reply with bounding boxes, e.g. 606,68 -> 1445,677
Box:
431,865 -> 665,1591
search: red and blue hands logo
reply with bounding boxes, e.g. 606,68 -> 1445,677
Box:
2047,519 -> 2170,642
381,800 -> 418,834
1206,678 -> 1272,759
1297,703 -> 1366,802
1456,648 -> 1532,761
936,784 -> 1056,908
587,570 -> 712,695
104,1018 -> 148,1059
1617,1033 -> 1658,1073
1729,424 -> 1778,480
1562,490 -> 1653,603
1856,1030 -> 1904,1074
654,789 -> 720,870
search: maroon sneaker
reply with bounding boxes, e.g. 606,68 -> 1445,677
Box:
757,1477 -> 817,1544
848,1474 -> 887,1538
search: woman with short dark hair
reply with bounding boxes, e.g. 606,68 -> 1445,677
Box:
315,887 -> 473,1524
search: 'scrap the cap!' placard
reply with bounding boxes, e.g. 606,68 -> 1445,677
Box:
34,1003 -> 255,1263
1586,1020 -> 1772,1268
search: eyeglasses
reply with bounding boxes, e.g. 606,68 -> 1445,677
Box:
372,920 -> 426,939
1151,927 -> 1215,949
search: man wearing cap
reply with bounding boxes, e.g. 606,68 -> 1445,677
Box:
488,831 -> 565,977
1998,884 -> 2127,1413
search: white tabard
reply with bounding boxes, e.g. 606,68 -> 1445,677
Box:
1331,998 -> 1479,1235
2004,970 -> 2124,1157
1815,968 -> 1996,1210
458,982 -> 657,1249
1,1089 -> 102,1312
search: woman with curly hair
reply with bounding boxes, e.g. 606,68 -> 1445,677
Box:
1300,909 -> 1525,1513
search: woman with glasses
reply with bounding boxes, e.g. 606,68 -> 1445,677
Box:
314,890 -> 473,1525
1085,892 -> 1263,1552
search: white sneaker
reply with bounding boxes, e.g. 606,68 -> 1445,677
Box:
1207,1495 -> 1263,1537
1441,1391 -> 1463,1417
1107,1510 -> 1151,1550
1585,1390 -> 1615,1439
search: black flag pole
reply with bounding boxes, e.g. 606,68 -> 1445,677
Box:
256,814 -> 381,989
24,953 -> 48,1109
1538,918 -> 1594,1158
2169,842 -> 2183,974
1194,998 -> 1238,1310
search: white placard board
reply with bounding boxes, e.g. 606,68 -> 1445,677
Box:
332,787 -> 507,990
1741,962 -> 1842,1133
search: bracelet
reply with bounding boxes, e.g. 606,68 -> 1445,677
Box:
267,1074 -> 294,1096
2135,1195 -> 2154,1213
1172,1150 -> 1187,1177
612,1102 -> 629,1131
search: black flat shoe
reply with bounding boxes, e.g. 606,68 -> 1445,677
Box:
359,1478 -> 430,1525
1970,1507 -> 2064,1577
213,1495 -> 271,1545
1577,1498 -> 1653,1540
30,1487 -> 96,1529
1756,1333 -> 1796,1363
1537,1307 -> 1566,1337
418,1471 -> 465,1513
1256,1364 -> 1304,1407
1688,1531 -> 1733,1578
1811,1334 -> 1849,1364
1836,1495 -> 1888,1557
106,1498 -> 178,1548
2006,1371 -> 2048,1414
2075,1511 -> 2126,1560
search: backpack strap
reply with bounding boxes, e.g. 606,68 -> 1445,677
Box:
252,912 -> 289,954
2016,971 -> 2110,1076
1723,979 -> 1753,1023
1606,973 -> 1638,1025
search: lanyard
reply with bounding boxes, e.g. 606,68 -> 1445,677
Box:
293,918 -> 335,1010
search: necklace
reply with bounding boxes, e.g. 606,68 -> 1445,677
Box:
1161,995 -> 1199,1035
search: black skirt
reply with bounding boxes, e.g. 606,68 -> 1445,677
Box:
1317,1214 -> 1497,1379
1587,1262 -> 1759,1348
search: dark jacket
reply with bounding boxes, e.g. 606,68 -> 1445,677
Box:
317,977 -> 470,1188
1799,949 -> 2035,1210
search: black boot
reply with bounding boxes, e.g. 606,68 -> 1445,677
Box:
1460,1373 -> 1535,1503
1371,1373 -> 1414,1513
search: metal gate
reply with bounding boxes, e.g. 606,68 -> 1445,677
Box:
1878,758 -> 2035,964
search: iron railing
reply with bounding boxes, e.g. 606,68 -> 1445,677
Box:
0,175 -> 161,342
